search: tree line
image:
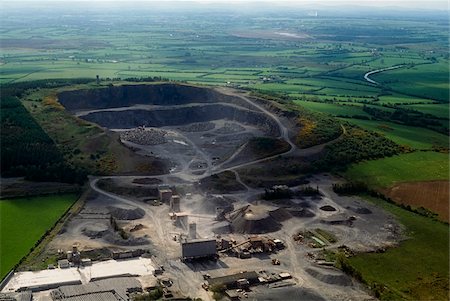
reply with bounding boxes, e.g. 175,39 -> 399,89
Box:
1,81 -> 88,184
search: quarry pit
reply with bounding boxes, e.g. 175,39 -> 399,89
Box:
3,84 -> 403,301
58,84 -> 285,177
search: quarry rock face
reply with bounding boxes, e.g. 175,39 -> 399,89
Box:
57,84 -> 280,136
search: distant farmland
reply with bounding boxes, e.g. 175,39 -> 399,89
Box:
0,194 -> 78,279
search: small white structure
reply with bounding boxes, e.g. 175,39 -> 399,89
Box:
58,260 -> 70,269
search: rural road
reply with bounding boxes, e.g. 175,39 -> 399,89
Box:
363,65 -> 404,85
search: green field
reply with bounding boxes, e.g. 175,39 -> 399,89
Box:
293,100 -> 371,117
348,196 -> 449,300
373,61 -> 450,102
340,118 -> 448,149
0,4 -> 449,299
0,194 -> 78,279
403,103 -> 450,119
345,151 -> 449,188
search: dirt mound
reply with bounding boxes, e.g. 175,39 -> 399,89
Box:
320,205 -> 336,212
289,208 -> 315,218
82,222 -> 110,238
108,205 -> 145,220
130,224 -> 145,232
103,231 -> 150,246
306,267 -> 353,286
384,180 -> 449,222
269,207 -> 292,221
253,287 -> 326,301
347,207 -> 372,214
228,204 -> 291,234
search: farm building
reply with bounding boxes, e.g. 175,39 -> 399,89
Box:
181,238 -> 217,261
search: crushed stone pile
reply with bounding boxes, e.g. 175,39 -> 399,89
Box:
305,267 -> 353,286
120,127 -> 167,145
228,204 -> 291,234
82,222 -> 110,239
108,205 -> 145,220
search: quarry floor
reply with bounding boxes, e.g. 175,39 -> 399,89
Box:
34,171 -> 400,301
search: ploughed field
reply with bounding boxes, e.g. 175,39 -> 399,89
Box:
385,181 -> 449,222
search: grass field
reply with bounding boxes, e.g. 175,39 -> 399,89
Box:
340,118 -> 449,149
345,151 -> 449,188
0,194 -> 78,279
293,100 -> 371,117
373,61 -> 450,102
403,103 -> 450,119
348,196 -> 449,300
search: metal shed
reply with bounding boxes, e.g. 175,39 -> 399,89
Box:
181,239 -> 217,260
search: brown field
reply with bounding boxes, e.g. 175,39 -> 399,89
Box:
384,181 -> 449,222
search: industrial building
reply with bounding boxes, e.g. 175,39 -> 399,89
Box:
0,291 -> 32,301
181,238 -> 217,261
207,271 -> 259,289
188,223 -> 197,239
50,277 -> 141,301
170,195 -> 181,212
158,187 -> 172,203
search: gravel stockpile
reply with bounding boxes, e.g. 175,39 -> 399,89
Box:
120,127 -> 167,145
108,205 -> 145,220
305,267 -> 353,286
82,222 -> 110,239
228,204 -> 291,234
320,205 -> 337,212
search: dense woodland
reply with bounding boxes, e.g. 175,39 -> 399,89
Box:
314,124 -> 404,171
1,81 -> 88,184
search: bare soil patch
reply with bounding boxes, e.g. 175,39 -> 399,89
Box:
384,180 -> 449,222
